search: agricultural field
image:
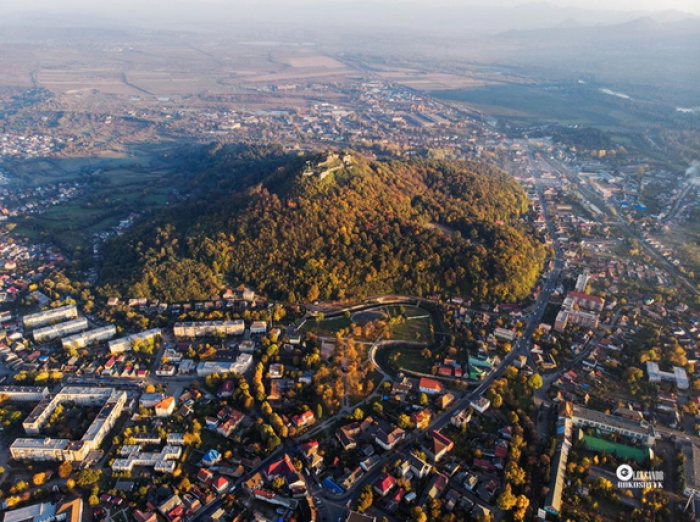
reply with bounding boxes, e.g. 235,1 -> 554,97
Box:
11,150 -> 182,248
432,81 -> 665,134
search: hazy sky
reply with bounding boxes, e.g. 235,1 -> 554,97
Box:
1,0 -> 699,14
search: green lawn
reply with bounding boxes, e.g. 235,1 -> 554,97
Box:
390,316 -> 432,342
301,315 -> 353,337
389,345 -> 433,374
302,305 -> 433,343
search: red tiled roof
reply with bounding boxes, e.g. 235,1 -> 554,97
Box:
418,377 -> 443,392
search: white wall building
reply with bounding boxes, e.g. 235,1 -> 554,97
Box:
33,318 -> 88,343
22,305 -> 78,329
173,321 -> 245,338
646,361 -> 689,390
61,325 -> 117,350
108,329 -> 161,354
11,387 -> 126,461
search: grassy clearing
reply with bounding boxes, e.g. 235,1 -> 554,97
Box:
301,315 -> 353,337
390,316 -> 432,342
302,305 -> 433,343
12,155 -> 179,248
389,345 -> 433,374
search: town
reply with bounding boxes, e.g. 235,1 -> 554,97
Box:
0,14 -> 699,522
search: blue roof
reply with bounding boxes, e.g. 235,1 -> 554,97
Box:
322,477 -> 344,494
203,449 -> 220,463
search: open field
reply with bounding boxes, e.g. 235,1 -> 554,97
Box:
0,29 -> 355,96
302,305 -> 433,343
653,223 -> 700,285
10,147 -> 181,248
432,82 -> 663,133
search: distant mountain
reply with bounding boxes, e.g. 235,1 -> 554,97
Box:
0,2 -> 698,35
99,145 -> 546,303
498,16 -> 700,44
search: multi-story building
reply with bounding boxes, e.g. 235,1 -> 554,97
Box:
33,317 -> 88,343
250,321 -> 267,334
195,353 -> 252,376
11,387 -> 127,461
61,325 -> 117,350
554,290 -> 605,332
108,329 -> 161,354
0,386 -> 49,402
112,445 -> 181,473
564,291 -> 605,312
173,320 -> 244,338
571,404 -> 656,447
22,305 -> 78,329
646,361 -> 690,390
554,309 -> 600,332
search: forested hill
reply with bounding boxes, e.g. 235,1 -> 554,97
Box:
99,145 -> 547,303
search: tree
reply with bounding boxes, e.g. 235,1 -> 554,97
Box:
76,469 -> 102,487
496,484 -> 518,510
88,495 -> 100,506
4,497 -> 21,509
411,506 -> 428,522
419,393 -> 429,406
492,393 -> 503,408
58,461 -> 73,479
397,414 -> 411,429
357,485 -> 374,512
504,366 -> 519,380
514,495 -> 530,520
272,477 -> 285,490
144,384 -> 157,394
350,408 -> 365,421
32,472 -> 47,486
307,284 -> 321,302
505,462 -> 526,486
527,373 -> 544,390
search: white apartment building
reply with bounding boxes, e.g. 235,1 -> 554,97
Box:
33,318 -> 88,343
61,325 -> 117,350
22,305 -> 78,329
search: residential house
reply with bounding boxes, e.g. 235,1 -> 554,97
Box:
292,410 -> 315,429
373,473 -> 396,497
375,427 -> 405,451
423,430 -> 454,463
411,409 -> 432,430
155,397 -> 176,417
408,453 -> 431,479
418,377 -> 444,395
